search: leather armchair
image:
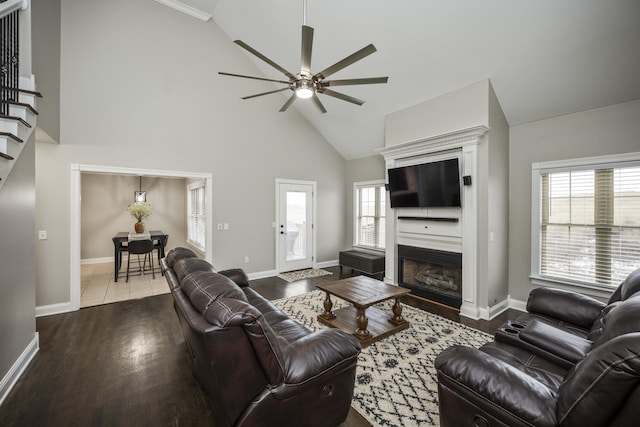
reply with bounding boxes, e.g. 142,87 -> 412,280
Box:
515,268 -> 640,339
435,268 -> 640,427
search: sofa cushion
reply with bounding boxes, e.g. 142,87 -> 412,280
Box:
525,287 -> 605,329
174,257 -> 217,283
180,271 -> 248,315
592,295 -> 640,348
165,247 -> 198,268
620,268 -> 640,300
557,332 -> 640,427
203,298 -> 261,328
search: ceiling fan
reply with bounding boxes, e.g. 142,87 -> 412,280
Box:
219,4 -> 388,113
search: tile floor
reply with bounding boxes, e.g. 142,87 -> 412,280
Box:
81,260 -> 169,308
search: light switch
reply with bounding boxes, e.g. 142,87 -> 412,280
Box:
223,223 -> 229,230
217,223 -> 223,231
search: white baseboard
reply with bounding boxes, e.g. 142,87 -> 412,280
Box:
36,301 -> 73,317
316,259 -> 338,269
462,295 -> 524,321
81,257 -> 113,265
0,332 -> 39,406
508,296 -> 528,312
247,269 -> 278,281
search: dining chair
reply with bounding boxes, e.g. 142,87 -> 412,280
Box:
126,239 -> 155,282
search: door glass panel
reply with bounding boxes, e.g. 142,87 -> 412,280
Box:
286,191 -> 307,262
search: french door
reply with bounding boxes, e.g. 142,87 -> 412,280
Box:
276,180 -> 315,273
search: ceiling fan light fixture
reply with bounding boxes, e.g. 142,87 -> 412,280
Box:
294,79 -> 314,99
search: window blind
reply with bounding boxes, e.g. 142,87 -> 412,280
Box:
187,183 -> 206,251
539,165 -> 640,287
355,182 -> 386,250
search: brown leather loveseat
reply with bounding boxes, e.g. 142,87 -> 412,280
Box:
435,268 -> 640,427
161,247 -> 361,427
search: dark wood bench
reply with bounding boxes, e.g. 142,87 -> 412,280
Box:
339,250 -> 385,279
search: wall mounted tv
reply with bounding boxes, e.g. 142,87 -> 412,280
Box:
388,158 -> 461,208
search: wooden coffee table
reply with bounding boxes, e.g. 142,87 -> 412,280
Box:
316,276 -> 411,346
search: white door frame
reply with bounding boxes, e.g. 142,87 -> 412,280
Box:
69,164 -> 213,311
275,179 -> 317,273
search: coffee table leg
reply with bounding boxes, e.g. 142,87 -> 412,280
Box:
390,297 -> 407,325
320,292 -> 336,320
355,307 -> 371,339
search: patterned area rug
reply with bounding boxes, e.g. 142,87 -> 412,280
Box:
272,290 -> 492,427
277,268 -> 333,282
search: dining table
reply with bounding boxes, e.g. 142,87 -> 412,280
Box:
112,230 -> 168,282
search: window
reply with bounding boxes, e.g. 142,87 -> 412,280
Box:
354,181 -> 386,251
187,181 -> 206,251
531,154 -> 640,289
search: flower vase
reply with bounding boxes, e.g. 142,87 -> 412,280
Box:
134,221 -> 145,234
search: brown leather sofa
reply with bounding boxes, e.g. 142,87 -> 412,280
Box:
435,269 -> 640,427
161,247 -> 361,427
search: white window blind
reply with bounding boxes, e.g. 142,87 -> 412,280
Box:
533,156 -> 640,289
187,181 -> 206,251
354,181 -> 386,250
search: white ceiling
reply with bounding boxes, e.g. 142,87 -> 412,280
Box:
175,0 -> 640,159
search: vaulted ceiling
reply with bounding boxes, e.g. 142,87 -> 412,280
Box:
173,0 -> 640,159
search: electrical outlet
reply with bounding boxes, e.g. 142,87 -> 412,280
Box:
244,257 -> 250,264
38,230 -> 47,240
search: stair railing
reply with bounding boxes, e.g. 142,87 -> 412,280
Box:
0,8 -> 19,116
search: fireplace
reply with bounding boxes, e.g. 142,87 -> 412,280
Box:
398,245 -> 462,308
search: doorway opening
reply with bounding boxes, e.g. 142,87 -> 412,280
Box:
70,164 -> 212,311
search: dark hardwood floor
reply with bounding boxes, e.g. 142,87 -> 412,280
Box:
0,266 -> 521,426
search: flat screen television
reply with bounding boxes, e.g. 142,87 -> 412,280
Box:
388,158 -> 461,208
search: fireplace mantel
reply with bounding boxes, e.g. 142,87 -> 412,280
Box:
377,125 -> 489,160
377,125 -> 490,319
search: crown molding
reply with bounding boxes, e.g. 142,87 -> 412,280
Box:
154,0 -> 212,22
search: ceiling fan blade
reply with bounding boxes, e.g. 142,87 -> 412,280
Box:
318,88 -> 365,105
234,40 -> 296,79
279,94 -> 297,112
321,77 -> 388,87
242,87 -> 290,100
314,44 -> 377,80
300,25 -> 314,75
311,93 -> 327,114
219,72 -> 290,85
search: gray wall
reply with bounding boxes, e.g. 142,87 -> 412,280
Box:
0,134 -> 36,380
508,99 -> 640,302
80,174 -> 186,260
486,83 -> 510,306
31,0 -> 60,142
34,0 -> 347,307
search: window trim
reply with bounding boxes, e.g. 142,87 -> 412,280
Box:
187,180 -> 206,252
353,179 -> 386,252
530,151 -> 640,291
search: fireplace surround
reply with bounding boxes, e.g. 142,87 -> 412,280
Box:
378,125 -> 496,319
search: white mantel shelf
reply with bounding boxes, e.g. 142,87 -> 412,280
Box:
376,125 -> 489,160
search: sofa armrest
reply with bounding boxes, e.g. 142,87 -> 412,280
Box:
526,287 -> 606,329
218,268 -> 250,287
519,319 -> 592,364
274,329 -> 360,397
435,345 -> 558,427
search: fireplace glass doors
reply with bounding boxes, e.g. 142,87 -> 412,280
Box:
398,245 -> 462,308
